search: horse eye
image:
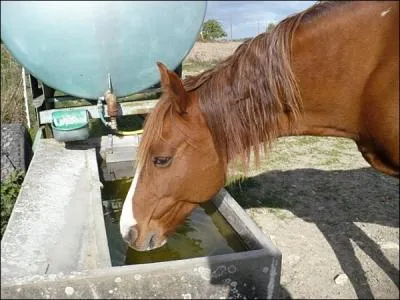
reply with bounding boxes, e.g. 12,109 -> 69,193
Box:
152,156 -> 172,168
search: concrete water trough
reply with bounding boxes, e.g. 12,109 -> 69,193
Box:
1,136 -> 282,299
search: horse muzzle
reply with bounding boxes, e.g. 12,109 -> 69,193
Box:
122,225 -> 167,251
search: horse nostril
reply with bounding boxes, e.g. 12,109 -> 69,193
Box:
122,225 -> 138,244
129,226 -> 138,243
148,233 -> 156,249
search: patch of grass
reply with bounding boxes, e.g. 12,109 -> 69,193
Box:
268,207 -> 289,220
1,44 -> 36,238
28,126 -> 39,147
183,59 -> 219,73
1,44 -> 25,124
1,44 -> 38,141
293,135 -> 320,146
1,171 -> 24,239
324,157 -> 341,165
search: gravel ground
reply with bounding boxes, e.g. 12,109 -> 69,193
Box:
227,137 -> 399,299
184,42 -> 399,299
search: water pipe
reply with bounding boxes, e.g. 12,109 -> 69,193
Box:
97,90 -> 143,136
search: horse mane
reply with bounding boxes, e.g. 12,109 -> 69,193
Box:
137,1 -> 347,172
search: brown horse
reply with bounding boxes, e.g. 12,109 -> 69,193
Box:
120,1 -> 399,251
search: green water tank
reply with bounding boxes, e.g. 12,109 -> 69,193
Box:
1,1 -> 206,99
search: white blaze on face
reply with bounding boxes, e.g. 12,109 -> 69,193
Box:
120,163 -> 141,242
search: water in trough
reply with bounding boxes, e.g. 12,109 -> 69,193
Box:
101,178 -> 248,266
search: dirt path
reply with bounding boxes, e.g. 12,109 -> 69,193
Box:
184,42 -> 399,299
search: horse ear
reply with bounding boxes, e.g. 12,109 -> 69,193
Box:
156,62 -> 188,114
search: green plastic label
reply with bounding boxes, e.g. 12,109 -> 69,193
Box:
52,110 -> 88,131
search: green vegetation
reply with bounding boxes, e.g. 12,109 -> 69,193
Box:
199,19 -> 227,41
1,171 -> 24,238
266,22 -> 276,32
1,45 -> 31,239
1,44 -> 38,142
1,44 -> 26,124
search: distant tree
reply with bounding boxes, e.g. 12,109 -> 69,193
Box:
266,23 -> 276,33
201,19 -> 227,41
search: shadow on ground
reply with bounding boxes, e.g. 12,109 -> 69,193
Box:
226,167 -> 399,299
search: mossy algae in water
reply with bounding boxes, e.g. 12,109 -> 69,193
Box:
102,179 -> 248,266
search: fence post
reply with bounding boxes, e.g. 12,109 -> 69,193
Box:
21,67 -> 30,129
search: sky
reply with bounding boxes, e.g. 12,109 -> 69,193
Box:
204,1 -> 316,39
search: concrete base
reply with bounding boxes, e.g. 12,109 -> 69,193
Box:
1,136 -> 281,299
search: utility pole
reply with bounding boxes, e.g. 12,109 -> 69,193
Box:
230,15 -> 233,41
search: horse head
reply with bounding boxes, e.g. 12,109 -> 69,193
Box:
119,62 -> 225,251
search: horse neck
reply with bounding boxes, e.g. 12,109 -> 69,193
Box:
282,1 -> 397,140
191,1 -> 397,169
